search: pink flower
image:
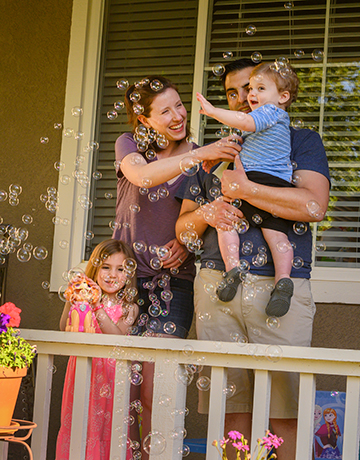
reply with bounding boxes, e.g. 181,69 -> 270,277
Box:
260,432 -> 284,449
228,430 -> 243,441
0,303 -> 21,327
220,437 -> 229,448
232,441 -> 249,452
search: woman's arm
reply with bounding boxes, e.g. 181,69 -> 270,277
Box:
119,137 -> 241,188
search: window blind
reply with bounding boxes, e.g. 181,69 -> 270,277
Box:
87,0 -> 199,255
203,0 -> 360,269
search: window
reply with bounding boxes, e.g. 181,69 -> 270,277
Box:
52,0 -> 359,302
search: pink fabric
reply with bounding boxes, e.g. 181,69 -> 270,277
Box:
55,303 -> 131,460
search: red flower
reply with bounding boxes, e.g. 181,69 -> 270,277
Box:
0,302 -> 21,327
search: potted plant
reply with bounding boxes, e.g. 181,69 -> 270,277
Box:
0,302 -> 37,428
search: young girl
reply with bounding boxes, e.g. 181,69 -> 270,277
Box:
56,239 -> 139,460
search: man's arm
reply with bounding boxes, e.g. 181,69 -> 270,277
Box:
221,156 -> 329,222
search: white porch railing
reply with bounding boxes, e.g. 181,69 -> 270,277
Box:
19,329 -> 360,460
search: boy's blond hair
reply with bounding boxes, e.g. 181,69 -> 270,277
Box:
250,62 -> 299,108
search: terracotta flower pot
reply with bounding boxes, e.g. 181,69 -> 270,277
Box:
0,366 -> 27,428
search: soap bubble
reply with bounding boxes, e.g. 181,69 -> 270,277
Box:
161,290 -> 173,302
251,52 -> 262,63
276,241 -> 293,253
312,49 -> 324,62
21,214 -> 33,225
130,91 -> 141,102
182,344 -> 194,356
266,345 -> 283,362
40,137 -> 49,144
284,1 -> 294,8
41,281 -> 50,289
150,79 -> 164,92
294,49 -> 305,58
0,191 -> 8,202
133,241 -> 147,254
92,171 -> 102,181
131,372 -> 144,386
252,214 -> 263,225
252,253 -> 267,267
59,240 -> 69,249
107,110 -> 118,120
147,318 -> 161,333
104,192 -> 113,200
143,431 -> 166,455
116,79 -> 129,90
330,391 -> 340,397
233,218 -> 249,234
223,51 -> 233,60
54,123 -> 62,129
212,64 -> 225,77
71,106 -> 83,117
292,256 -> 304,269
223,381 -> 236,398
33,246 -> 48,260
150,257 -> 163,270
196,376 -> 211,391
291,118 -> 304,129
245,24 -> 256,35
174,366 -> 194,386
9,184 -> 22,195
163,321 -> 176,334
266,316 -> 280,329
157,246 -> 171,261
84,230 -> 94,241
63,128 -> 74,138
179,445 -> 190,457
78,194 -> 93,210
133,103 -> 144,115
148,192 -> 159,203
293,222 -> 307,235
17,247 -> 31,262
205,260 -> 215,269
197,312 -> 211,322
87,140 -> 99,151
315,242 -> 326,252
114,101 -> 125,111
179,157 -> 200,176
306,200 -> 322,218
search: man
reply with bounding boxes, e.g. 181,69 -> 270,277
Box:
176,59 -> 330,460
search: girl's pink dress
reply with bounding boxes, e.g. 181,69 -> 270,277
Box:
55,303 -> 131,460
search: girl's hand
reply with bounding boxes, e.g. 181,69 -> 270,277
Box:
197,92 -> 216,117
162,238 -> 189,268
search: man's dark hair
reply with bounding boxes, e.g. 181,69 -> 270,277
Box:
220,58 -> 257,89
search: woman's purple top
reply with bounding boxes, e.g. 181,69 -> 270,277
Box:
113,132 -> 196,281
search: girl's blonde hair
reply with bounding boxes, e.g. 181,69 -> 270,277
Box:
86,239 -> 137,305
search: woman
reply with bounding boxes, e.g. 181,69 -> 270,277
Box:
112,75 -> 240,455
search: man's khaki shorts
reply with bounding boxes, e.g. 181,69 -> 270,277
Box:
195,269 -> 316,419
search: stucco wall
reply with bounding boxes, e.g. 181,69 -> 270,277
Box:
1,1 -> 73,457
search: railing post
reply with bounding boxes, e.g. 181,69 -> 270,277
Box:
110,360 -> 132,460
342,376 -> 360,460
31,353 -> 54,460
206,366 -> 227,460
251,369 -> 271,449
150,354 -> 187,460
69,356 -> 92,460
296,372 -> 316,460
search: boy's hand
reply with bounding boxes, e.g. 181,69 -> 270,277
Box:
197,92 -> 216,117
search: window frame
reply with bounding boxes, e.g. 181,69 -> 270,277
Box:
51,0 -> 359,304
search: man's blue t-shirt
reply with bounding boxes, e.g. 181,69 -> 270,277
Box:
176,128 -> 331,279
